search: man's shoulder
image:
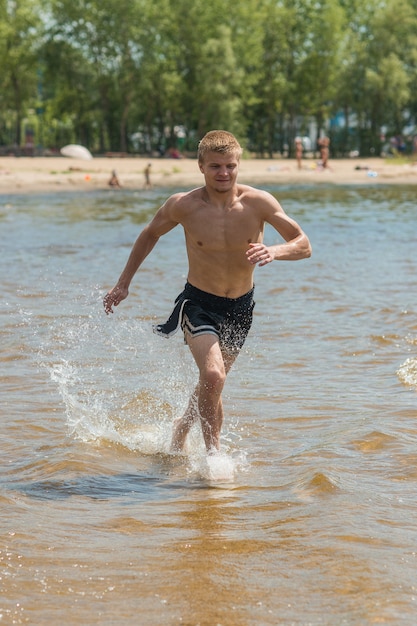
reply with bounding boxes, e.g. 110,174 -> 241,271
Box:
164,187 -> 204,219
237,183 -> 258,194
237,184 -> 283,216
237,184 -> 274,202
167,186 -> 204,205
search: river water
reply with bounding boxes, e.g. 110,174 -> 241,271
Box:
1,183 -> 417,625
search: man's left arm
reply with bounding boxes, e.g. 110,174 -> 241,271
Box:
246,192 -> 312,266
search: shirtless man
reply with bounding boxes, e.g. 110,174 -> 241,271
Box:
143,163 -> 152,189
317,136 -> 330,169
294,137 -> 303,170
103,130 -> 312,454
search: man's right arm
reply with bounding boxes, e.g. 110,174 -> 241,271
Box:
103,195 -> 181,314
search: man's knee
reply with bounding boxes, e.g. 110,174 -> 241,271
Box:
201,363 -> 226,392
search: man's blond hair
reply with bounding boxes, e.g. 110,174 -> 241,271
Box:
198,130 -> 243,163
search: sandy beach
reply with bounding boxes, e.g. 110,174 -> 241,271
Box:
0,155 -> 417,193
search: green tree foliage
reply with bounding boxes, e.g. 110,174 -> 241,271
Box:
249,0 -> 345,156
44,0 -> 151,150
365,0 -> 417,139
0,0 -> 43,145
192,26 -> 244,137
1,0 -> 417,155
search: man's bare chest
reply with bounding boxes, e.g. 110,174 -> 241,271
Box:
185,205 -> 262,250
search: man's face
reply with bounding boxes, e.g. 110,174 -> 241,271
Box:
199,151 -> 240,193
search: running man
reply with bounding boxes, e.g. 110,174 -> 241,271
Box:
103,130 -> 312,454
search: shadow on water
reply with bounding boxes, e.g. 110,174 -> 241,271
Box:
13,473 -> 164,501
8,449 -> 206,502
12,469 -> 233,502
11,471 -> 187,502
7,450 -> 232,502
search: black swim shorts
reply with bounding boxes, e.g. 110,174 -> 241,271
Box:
153,282 -> 255,355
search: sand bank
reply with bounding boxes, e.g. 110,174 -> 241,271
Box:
0,155 -> 416,194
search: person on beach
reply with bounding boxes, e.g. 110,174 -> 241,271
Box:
317,136 -> 330,169
143,163 -> 152,189
108,170 -> 122,188
295,137 -> 304,170
103,130 -> 312,454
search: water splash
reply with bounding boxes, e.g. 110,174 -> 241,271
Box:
397,357 -> 417,389
33,290 -> 247,478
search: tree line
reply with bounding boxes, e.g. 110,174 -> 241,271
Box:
1,0 -> 417,157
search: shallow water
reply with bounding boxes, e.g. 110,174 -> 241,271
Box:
1,184 -> 417,625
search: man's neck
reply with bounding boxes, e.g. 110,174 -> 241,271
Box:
203,184 -> 239,208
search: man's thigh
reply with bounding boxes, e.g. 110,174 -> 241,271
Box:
185,332 -> 224,374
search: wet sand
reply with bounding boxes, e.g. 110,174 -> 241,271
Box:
0,155 -> 416,193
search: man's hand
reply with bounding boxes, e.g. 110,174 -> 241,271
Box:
103,285 -> 128,314
246,242 -> 274,267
